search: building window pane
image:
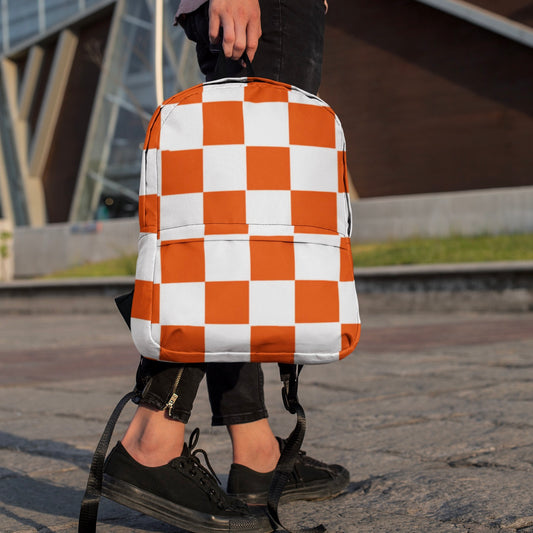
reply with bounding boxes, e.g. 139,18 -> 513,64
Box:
7,1 -> 39,48
45,0 -> 79,30
66,0 -> 201,222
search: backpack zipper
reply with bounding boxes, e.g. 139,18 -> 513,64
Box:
165,367 -> 184,417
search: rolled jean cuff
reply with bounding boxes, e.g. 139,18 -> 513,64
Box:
211,408 -> 269,427
134,357 -> 206,423
132,393 -> 192,424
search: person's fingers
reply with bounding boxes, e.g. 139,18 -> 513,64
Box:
208,7 -> 222,46
208,0 -> 261,60
231,15 -> 247,60
221,16 -> 236,58
245,10 -> 261,62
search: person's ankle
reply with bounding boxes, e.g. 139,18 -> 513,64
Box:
121,435 -> 182,467
232,433 -> 280,473
121,406 -> 185,467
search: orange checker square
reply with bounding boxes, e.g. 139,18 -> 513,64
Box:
204,191 -> 246,225
151,283 -> 160,323
161,240 -> 205,283
288,103 -> 336,148
250,237 -> 295,280
144,111 -> 161,149
131,279 -> 159,322
246,147 -> 290,190
251,326 -> 295,363
244,83 -> 289,103
164,85 -> 203,106
160,325 -> 205,360
205,281 -> 249,324
203,101 -> 244,145
161,150 -> 203,195
179,89 -> 203,105
340,323 -> 361,359
339,240 -> 355,282
338,150 -> 348,193
294,226 -> 338,236
138,194 -> 159,233
291,191 -> 337,232
295,280 -> 339,323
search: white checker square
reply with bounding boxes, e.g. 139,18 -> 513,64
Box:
131,317 -> 160,359
203,82 -> 245,102
250,281 -> 294,326
204,240 -> 250,281
294,242 -> 340,281
160,282 -> 205,326
156,150 -> 162,196
246,190 -> 291,226
205,324 -> 250,356
339,281 -> 359,323
160,225 -> 205,242
288,89 -> 324,106
142,149 -> 159,196
203,145 -> 247,191
295,322 -> 341,356
135,233 -> 157,281
335,123 -> 346,151
290,146 -> 338,192
244,102 -> 289,146
153,246 -> 161,284
337,192 -> 351,236
160,193 -> 203,230
294,351 -> 339,365
139,152 -> 146,196
206,353 -> 252,362
160,103 -> 203,151
151,323 -> 161,345
160,103 -> 177,122
248,224 -> 295,236
296,233 -> 341,247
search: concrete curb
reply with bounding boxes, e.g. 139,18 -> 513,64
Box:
355,260 -> 533,276
0,277 -> 134,314
1,261 -> 532,313
355,261 -> 533,292
354,261 -> 533,313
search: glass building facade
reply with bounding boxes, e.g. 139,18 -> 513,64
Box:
0,0 -> 201,226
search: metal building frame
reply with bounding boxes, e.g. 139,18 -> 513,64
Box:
414,0 -> 533,49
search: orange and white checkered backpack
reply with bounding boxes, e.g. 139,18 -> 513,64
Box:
129,77 -> 361,365
80,76 -> 361,533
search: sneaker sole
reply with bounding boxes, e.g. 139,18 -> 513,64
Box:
102,473 -> 273,533
231,468 -> 350,505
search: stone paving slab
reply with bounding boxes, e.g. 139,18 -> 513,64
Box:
0,311 -> 532,532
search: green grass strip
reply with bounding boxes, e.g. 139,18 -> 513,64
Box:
45,254 -> 137,278
353,233 -> 533,267
43,233 -> 533,278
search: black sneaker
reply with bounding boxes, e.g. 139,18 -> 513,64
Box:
102,428 -> 272,533
227,437 -> 349,505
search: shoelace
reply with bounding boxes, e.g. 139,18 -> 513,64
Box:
278,436 -> 331,473
186,428 -> 222,485
174,428 -> 248,513
297,450 -> 328,469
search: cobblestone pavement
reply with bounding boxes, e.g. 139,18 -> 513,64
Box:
1,309 -> 532,532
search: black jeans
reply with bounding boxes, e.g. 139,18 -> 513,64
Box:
182,0 -> 325,94
133,0 -> 326,426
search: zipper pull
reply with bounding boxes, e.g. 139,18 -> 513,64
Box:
165,367 -> 184,416
166,393 -> 178,411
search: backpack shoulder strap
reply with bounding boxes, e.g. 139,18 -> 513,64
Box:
267,364 -> 326,533
78,391 -> 136,533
